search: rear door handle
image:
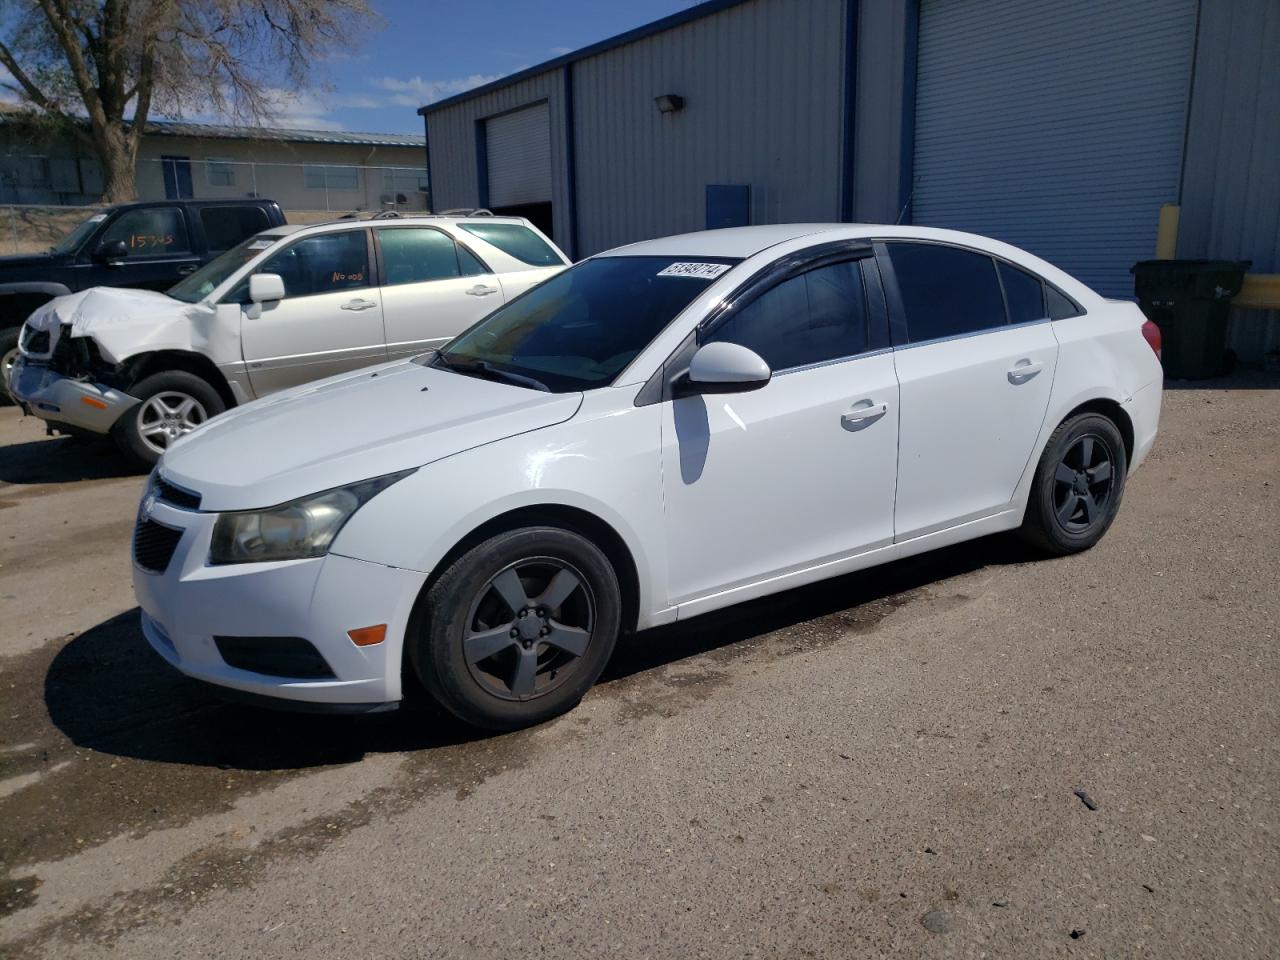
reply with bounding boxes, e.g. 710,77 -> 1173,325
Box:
466,284 -> 498,297
341,298 -> 378,311
841,400 -> 889,428
1007,359 -> 1045,383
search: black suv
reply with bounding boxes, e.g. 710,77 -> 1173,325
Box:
1,198 -> 285,401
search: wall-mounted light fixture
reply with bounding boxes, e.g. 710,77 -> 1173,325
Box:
655,94 -> 685,114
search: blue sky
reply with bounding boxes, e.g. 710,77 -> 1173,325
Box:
286,0 -> 702,135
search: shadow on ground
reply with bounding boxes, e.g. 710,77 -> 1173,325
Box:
0,432 -> 141,485
43,533 -> 1039,773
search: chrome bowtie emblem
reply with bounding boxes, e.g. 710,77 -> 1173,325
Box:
141,492 -> 158,519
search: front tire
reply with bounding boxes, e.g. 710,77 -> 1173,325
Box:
1019,412 -> 1128,555
0,327 -> 19,406
411,527 -> 622,731
112,370 -> 225,467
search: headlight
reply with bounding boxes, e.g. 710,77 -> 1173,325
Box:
208,470 -> 413,565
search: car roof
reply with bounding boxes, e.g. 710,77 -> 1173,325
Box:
597,223 -> 1040,260
282,215 -> 533,236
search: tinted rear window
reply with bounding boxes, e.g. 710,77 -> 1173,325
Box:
997,261 -> 1047,324
200,205 -> 271,253
887,242 -> 1007,343
1046,284 -> 1084,319
459,222 -> 563,266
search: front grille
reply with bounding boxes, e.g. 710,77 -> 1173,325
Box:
214,636 -> 336,679
133,519 -> 183,574
20,327 -> 50,355
155,475 -> 202,510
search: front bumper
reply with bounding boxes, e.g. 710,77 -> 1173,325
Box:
9,354 -> 139,435
132,495 -> 428,708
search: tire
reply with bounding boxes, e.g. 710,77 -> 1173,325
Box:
1019,412 -> 1128,556
410,526 -> 622,731
0,327 -> 19,406
111,370 -> 225,467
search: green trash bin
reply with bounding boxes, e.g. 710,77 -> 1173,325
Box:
1131,259 -> 1251,379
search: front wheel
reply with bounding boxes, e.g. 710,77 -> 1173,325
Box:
112,370 -> 225,467
0,327 -> 19,406
1019,412 -> 1128,555
410,527 -> 622,731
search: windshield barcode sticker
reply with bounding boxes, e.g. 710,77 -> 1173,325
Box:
247,239 -> 274,250
657,262 -> 732,280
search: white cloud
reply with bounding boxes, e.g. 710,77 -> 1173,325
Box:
371,73 -> 505,108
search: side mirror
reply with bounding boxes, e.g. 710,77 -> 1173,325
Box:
94,239 -> 129,263
681,341 -> 771,396
249,273 -> 285,304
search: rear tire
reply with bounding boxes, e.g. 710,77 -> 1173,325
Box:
0,327 -> 19,406
111,370 -> 225,467
410,526 -> 622,731
1019,412 -> 1128,555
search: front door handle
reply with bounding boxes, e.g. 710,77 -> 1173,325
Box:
466,284 -> 498,297
341,298 -> 378,311
176,264 -> 197,276
841,400 -> 889,429
1007,359 -> 1045,383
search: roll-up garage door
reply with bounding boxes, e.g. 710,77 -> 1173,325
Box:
911,0 -> 1197,297
485,102 -> 552,207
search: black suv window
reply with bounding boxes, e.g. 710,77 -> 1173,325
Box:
99,207 -> 191,257
887,242 -> 1006,343
201,205 -> 270,253
260,231 -> 369,298
706,260 -> 870,371
997,261 -> 1046,324
376,227 -> 488,285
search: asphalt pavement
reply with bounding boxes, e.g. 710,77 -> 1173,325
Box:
0,377 -> 1277,959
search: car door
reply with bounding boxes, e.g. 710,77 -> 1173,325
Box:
81,205 -> 202,290
661,252 -> 900,606
238,228 -> 388,395
375,226 -> 506,360
880,240 -> 1059,541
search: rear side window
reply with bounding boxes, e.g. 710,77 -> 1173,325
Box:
887,242 -> 1006,343
459,222 -> 562,266
707,260 -> 870,371
200,206 -> 270,253
377,227 -> 464,285
997,261 -> 1046,324
1046,284 -> 1084,320
259,230 -> 369,298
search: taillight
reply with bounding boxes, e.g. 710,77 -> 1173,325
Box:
1141,320 -> 1162,361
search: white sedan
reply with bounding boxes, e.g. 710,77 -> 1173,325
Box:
133,224 -> 1163,729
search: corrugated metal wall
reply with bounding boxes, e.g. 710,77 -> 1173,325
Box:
425,70 -> 571,246
571,0 -> 847,255
852,0 -> 913,225
1177,0 -> 1280,361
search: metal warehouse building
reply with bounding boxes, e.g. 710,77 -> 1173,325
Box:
421,0 -> 1278,356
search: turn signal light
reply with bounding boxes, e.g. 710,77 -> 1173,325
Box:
80,396 -> 109,410
347,624 -> 387,647
1141,320 -> 1162,361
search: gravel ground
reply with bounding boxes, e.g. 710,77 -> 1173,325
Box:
0,377 -> 1277,959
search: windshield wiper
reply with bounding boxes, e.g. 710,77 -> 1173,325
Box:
434,353 -> 550,392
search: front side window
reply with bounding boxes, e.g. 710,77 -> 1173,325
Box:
706,260 -> 870,371
887,242 -> 1006,343
439,255 -> 736,393
169,233 -> 283,304
459,222 -> 562,266
259,230 -> 370,298
997,261 -> 1046,324
99,207 -> 191,257
377,227 -> 479,286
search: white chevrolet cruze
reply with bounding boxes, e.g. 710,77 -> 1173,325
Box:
134,224 -> 1163,730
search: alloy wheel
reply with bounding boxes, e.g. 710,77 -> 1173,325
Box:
462,557 -> 596,702
135,391 -> 208,455
1,345 -> 18,402
1053,434 -> 1115,533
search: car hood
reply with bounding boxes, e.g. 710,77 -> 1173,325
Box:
22,286 -> 210,364
160,360 -> 584,511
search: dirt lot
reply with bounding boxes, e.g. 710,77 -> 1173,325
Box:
0,379 -> 1277,959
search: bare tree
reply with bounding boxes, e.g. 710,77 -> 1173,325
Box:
0,0 -> 377,202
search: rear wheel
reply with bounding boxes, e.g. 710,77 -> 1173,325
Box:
1019,412 -> 1128,555
411,527 -> 622,730
112,370 -> 225,466
0,327 -> 19,405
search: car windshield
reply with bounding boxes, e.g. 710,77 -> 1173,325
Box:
167,233 -> 283,303
437,255 -> 739,393
49,212 -> 108,255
